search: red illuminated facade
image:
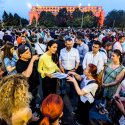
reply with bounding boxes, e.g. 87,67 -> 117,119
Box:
29,6 -> 105,26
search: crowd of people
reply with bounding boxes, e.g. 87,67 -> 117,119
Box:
0,27 -> 125,125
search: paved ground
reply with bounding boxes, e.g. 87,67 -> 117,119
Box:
33,81 -> 113,125
61,93 -> 112,125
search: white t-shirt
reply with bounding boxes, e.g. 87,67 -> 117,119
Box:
44,35 -> 53,43
82,51 -> 104,74
35,43 -> 46,55
99,48 -> 108,64
113,42 -> 122,52
121,79 -> 125,93
121,42 -> 125,53
0,31 -> 4,40
80,75 -> 98,103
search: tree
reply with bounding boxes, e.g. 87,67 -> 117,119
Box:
0,20 -> 2,28
56,8 -> 68,27
38,11 -> 55,27
105,10 -> 125,28
31,17 -> 36,27
2,11 -> 29,27
38,11 -> 46,26
72,8 -> 82,18
7,13 -> 14,26
82,12 -> 98,28
2,11 -> 9,25
72,8 -> 83,27
66,12 -> 73,27
13,13 -> 21,26
71,10 -> 98,28
21,18 -> 29,26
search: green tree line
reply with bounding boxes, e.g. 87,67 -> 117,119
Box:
1,8 -> 125,28
105,9 -> 125,28
36,8 -> 98,28
1,11 -> 29,27
33,8 -> 125,28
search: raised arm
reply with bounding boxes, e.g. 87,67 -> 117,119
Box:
22,55 -> 39,77
66,76 -> 86,96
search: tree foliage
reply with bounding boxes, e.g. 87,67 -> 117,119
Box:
82,12 -> 98,28
2,8 -> 100,28
72,8 -> 82,18
2,11 -> 28,27
31,16 -> 36,27
105,10 -> 125,28
56,8 -> 68,27
38,11 -> 56,27
0,20 -> 2,28
72,8 -> 82,27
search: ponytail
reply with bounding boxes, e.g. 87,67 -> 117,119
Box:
39,94 -> 63,125
88,63 -> 102,87
94,74 -> 102,88
39,117 -> 49,125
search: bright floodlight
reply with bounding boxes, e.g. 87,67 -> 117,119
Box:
79,3 -> 82,7
36,3 -> 39,6
27,2 -> 32,8
88,3 -> 91,6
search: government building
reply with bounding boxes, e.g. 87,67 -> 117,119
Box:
29,6 -> 104,26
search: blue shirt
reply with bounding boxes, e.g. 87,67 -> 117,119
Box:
121,41 -> 125,53
4,56 -> 17,75
77,43 -> 89,65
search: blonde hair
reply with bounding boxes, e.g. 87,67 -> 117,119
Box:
0,74 -> 32,122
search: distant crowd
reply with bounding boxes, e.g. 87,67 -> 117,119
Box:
0,27 -> 125,125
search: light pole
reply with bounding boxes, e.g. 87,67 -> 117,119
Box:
112,20 -> 115,28
79,3 -> 84,28
20,19 -> 22,28
81,12 -> 83,28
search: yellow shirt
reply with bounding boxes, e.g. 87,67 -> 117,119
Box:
38,53 -> 59,78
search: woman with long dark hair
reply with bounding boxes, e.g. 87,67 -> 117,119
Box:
3,42 -> 17,75
67,63 -> 99,125
38,40 -> 60,98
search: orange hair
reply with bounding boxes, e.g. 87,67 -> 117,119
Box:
88,63 -> 101,87
39,94 -> 63,125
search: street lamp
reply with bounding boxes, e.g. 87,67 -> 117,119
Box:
79,3 -> 83,28
81,11 -> 84,28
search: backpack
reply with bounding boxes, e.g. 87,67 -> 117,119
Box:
87,80 -> 103,99
87,80 -> 97,98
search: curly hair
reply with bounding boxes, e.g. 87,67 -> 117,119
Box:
0,74 -> 32,123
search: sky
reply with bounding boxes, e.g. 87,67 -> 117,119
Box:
0,0 -> 125,20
